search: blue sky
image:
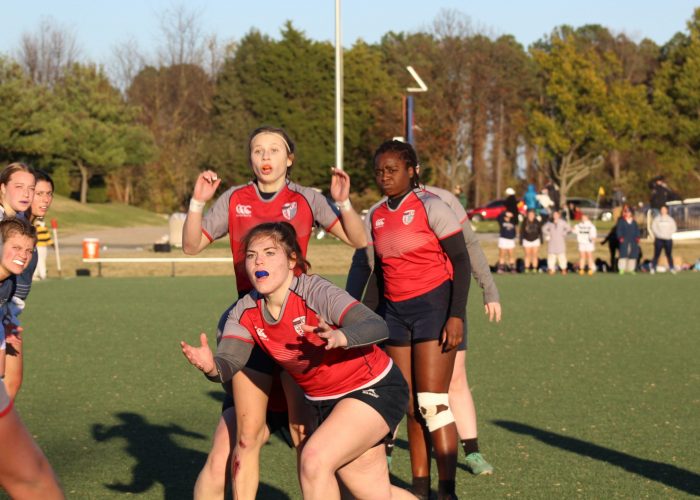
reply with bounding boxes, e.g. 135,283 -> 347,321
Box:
2,0 -> 698,63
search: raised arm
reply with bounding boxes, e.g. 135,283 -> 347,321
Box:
326,168 -> 367,248
182,170 -> 221,255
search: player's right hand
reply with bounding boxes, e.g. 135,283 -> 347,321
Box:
192,170 -> 222,203
180,333 -> 216,376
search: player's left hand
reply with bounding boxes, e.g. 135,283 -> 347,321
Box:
330,168 -> 351,204
302,316 -> 348,350
441,317 -> 463,351
484,302 -> 502,322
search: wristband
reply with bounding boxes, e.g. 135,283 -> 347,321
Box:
335,199 -> 352,212
189,198 -> 206,213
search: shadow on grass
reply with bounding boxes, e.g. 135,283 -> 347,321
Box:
92,412 -> 207,499
494,420 -> 700,496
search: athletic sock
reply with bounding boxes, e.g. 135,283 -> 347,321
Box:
385,438 -> 394,459
438,479 -> 457,499
411,477 -> 430,500
461,438 -> 479,456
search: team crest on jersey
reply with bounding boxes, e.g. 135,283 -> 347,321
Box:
402,210 -> 415,225
236,204 -> 252,217
292,316 -> 306,336
375,218 -> 385,228
255,327 -> 268,341
282,202 -> 297,221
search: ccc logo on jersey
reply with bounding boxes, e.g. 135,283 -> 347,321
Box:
402,210 -> 415,225
374,218 -> 385,229
282,202 -> 298,221
255,327 -> 269,341
236,204 -> 252,217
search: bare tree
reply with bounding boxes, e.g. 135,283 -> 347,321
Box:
157,4 -> 206,67
15,17 -> 81,86
109,38 -> 146,94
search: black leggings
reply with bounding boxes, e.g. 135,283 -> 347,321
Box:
653,239 -> 674,269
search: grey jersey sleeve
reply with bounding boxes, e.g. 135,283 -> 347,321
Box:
298,274 -> 386,348
201,186 -> 237,241
211,298 -> 256,383
292,183 -> 341,230
339,302 -> 388,347
462,221 -> 500,304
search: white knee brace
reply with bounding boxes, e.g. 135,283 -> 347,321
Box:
416,392 -> 454,432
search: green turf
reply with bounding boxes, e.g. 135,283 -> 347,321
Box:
9,273 -> 700,499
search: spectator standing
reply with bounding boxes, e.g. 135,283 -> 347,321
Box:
543,210 -> 571,274
617,205 -> 641,274
523,184 -> 539,212
573,214 -> 597,275
519,209 -> 542,273
649,176 -> 680,216
601,222 -> 620,272
536,188 -> 554,222
650,205 -> 677,273
497,210 -> 517,274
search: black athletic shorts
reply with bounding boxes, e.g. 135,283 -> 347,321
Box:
384,280 -> 451,346
218,301 -> 277,375
306,363 -> 408,437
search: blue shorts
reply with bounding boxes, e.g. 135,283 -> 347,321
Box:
384,280 -> 465,347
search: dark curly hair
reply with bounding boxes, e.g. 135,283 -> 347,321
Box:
372,140 -> 420,189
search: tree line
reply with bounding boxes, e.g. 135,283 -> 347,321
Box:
1,7 -> 699,212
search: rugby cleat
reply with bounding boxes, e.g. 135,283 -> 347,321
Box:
465,452 -> 494,476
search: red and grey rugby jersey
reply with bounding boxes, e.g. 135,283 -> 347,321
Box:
220,274 -> 392,400
365,189 -> 463,302
201,181 -> 340,293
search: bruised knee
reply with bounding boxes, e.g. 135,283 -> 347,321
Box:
237,422 -> 269,455
416,392 -> 454,432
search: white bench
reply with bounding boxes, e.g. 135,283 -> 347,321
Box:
82,257 -> 232,277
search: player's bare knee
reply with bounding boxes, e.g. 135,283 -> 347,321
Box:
300,444 -> 331,481
416,392 -> 454,432
236,426 -> 266,454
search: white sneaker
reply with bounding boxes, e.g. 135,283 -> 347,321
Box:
650,268 -> 655,275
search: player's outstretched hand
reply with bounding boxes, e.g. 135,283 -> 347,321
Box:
302,316 -> 348,350
192,170 -> 222,204
330,167 -> 351,204
485,302 -> 502,323
180,333 -> 217,376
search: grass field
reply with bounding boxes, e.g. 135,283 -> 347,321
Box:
49,195 -> 167,235
8,273 -> 700,499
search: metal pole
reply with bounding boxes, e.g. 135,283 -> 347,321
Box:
50,219 -> 62,278
335,0 -> 343,170
406,95 -> 415,145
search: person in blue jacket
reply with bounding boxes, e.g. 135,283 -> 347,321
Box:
523,184 -> 539,213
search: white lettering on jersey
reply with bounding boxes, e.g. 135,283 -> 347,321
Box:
375,218 -> 385,228
236,204 -> 252,217
292,316 -> 306,336
402,210 -> 415,225
255,327 -> 268,341
282,202 -> 298,221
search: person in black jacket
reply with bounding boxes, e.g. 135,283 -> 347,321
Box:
649,176 -> 680,215
519,209 -> 542,273
601,221 -> 620,272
